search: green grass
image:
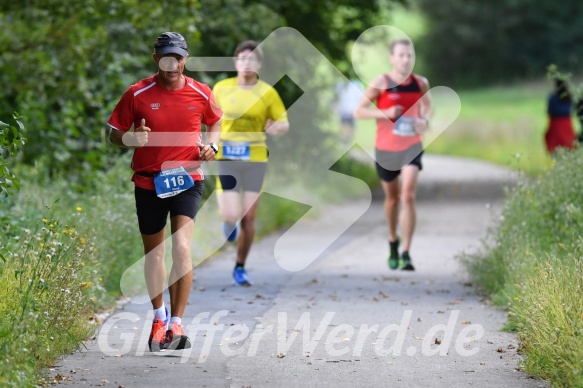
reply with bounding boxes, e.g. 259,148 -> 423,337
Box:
462,148 -> 583,387
512,255 -> 583,386
0,213 -> 101,386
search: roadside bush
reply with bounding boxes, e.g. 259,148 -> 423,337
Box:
0,216 -> 101,386
463,147 -> 583,386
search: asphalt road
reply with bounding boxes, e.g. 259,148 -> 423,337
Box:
52,155 -> 547,388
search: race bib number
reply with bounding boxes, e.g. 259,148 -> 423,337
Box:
393,116 -> 418,137
223,141 -> 251,160
153,166 -> 195,198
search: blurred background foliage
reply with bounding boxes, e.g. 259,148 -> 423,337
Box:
0,0 -> 395,185
2,0 -> 580,182
416,0 -> 583,87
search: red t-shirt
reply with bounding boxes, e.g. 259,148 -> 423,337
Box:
108,75 -> 222,190
376,74 -> 423,152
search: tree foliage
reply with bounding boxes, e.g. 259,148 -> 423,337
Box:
0,113 -> 26,197
0,0 -> 394,183
0,0 -> 202,181
416,0 -> 583,87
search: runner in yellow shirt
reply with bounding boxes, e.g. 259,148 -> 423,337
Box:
213,40 -> 289,286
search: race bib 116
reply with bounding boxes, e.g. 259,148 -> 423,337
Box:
153,166 -> 195,198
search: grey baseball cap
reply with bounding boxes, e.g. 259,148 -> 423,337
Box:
154,32 -> 188,57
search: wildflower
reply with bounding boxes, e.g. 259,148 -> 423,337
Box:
76,207 -> 82,212
80,282 -> 92,290
42,218 -> 48,223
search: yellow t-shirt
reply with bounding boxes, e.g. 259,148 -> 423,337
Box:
212,77 -> 288,162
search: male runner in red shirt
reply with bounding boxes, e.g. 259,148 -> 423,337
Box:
108,32 -> 222,351
354,38 -> 432,271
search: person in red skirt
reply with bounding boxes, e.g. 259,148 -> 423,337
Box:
545,78 -> 577,153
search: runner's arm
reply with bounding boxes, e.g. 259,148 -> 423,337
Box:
108,119 -> 150,148
353,75 -> 401,120
205,119 -> 221,144
265,119 -> 289,136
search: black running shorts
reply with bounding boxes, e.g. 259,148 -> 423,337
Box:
134,181 -> 203,235
375,144 -> 423,182
218,161 -> 267,193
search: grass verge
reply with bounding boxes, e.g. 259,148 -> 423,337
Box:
462,147 -> 583,387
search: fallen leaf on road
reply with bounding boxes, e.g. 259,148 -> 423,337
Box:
497,347 -> 506,353
461,320 -> 471,324
277,353 -> 286,358
434,338 -> 442,345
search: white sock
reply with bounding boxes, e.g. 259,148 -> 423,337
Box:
169,316 -> 182,326
154,303 -> 167,321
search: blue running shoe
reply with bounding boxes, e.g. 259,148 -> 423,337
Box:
223,222 -> 239,242
233,266 -> 253,286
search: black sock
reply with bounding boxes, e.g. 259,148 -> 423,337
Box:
235,262 -> 245,270
402,251 -> 410,260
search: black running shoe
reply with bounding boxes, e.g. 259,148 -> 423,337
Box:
400,251 -> 415,271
